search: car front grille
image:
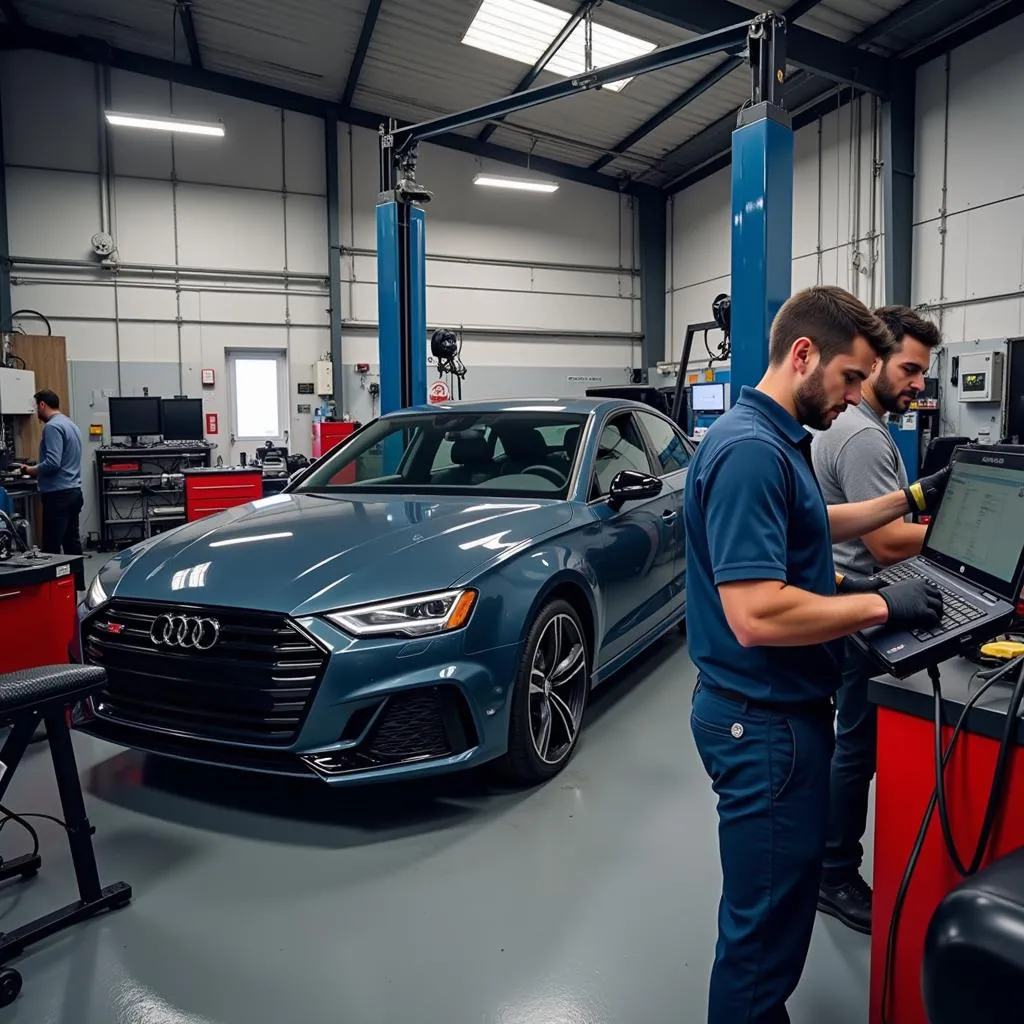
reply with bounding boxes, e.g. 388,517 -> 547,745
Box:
83,600 -> 327,745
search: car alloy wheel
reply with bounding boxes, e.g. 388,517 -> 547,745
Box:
501,598 -> 590,785
529,613 -> 587,764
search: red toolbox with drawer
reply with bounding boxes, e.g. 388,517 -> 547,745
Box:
184,468 -> 264,522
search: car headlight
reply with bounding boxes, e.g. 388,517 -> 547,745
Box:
325,589 -> 477,638
84,574 -> 109,610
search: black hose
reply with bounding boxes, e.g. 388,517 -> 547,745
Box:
4,309 -> 52,335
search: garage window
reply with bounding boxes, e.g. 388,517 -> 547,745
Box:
228,350 -> 287,443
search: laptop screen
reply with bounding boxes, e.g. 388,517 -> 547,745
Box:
925,454 -> 1024,590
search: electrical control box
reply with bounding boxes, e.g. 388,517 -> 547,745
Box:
0,367 -> 37,415
958,351 -> 1004,403
314,360 -> 333,396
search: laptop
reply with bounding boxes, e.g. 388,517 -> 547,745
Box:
854,445 -> 1024,678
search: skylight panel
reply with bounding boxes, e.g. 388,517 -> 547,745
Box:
462,0 -> 656,92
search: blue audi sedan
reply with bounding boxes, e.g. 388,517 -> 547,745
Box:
79,397 -> 692,786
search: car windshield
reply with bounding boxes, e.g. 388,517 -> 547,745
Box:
293,409 -> 589,498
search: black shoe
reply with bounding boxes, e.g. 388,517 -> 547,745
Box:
818,875 -> 872,935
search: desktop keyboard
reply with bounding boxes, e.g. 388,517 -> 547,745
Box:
878,563 -> 986,641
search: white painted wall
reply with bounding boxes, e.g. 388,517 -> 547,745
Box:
2,49 -> 639,422
668,13 -> 1024,379
2,48 -> 640,542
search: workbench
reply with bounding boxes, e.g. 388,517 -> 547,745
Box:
0,553 -> 82,673
868,656 -> 1024,1024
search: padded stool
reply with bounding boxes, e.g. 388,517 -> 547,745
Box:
0,665 -> 132,1006
923,846 -> 1024,1023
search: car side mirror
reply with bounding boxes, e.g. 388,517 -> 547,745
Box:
608,469 -> 662,510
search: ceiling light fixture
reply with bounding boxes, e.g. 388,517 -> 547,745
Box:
473,173 -> 559,193
104,111 -> 225,137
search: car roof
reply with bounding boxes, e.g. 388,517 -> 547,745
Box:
382,396 -> 661,417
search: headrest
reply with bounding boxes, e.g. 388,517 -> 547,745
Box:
498,425 -> 548,462
451,435 -> 492,466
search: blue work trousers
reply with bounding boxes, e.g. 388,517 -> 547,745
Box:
691,681 -> 835,1024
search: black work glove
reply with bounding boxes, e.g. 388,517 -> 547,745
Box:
837,572 -> 888,594
879,579 -> 943,629
904,464 -> 952,514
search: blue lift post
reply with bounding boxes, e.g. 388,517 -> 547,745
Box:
729,14 -> 794,403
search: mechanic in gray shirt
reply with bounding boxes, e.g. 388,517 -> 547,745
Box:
811,306 -> 942,935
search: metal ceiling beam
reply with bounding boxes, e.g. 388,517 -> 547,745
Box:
589,54 -> 741,172
662,73 -> 843,192
611,0 -> 892,94
341,0 -> 383,109
905,0 -> 1024,66
391,21 -> 750,147
590,0 -> 826,173
176,1 -> 202,70
478,0 -> 597,144
0,23 -> 636,194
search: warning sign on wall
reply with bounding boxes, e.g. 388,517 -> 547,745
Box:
428,379 -> 451,404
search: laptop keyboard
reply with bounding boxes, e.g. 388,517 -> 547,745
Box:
877,563 -> 986,641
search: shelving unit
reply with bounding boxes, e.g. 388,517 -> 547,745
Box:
95,445 -> 213,551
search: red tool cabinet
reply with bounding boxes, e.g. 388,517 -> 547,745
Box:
0,555 -> 81,672
184,469 -> 264,522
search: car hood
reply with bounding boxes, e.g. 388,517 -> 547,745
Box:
103,491 -> 574,615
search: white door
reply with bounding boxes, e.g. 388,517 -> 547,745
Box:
227,350 -> 289,464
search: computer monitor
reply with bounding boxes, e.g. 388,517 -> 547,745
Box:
691,382 -> 725,413
160,397 -> 204,441
108,396 -> 162,443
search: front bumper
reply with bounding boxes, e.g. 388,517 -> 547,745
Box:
79,602 -> 519,784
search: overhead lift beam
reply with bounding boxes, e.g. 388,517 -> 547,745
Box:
176,1 -> 202,70
341,0 -> 383,110
478,0 -> 597,144
611,0 -> 891,94
377,15 -> 789,414
590,0 -> 824,173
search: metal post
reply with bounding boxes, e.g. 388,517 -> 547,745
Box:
638,189 -> 667,380
376,128 -> 427,422
730,14 -> 793,401
325,114 -> 344,411
882,65 -> 915,306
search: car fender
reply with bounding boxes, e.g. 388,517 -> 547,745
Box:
458,538 -> 602,663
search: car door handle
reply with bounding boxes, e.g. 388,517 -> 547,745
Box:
661,509 -> 678,523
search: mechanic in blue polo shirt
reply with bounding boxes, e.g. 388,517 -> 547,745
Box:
684,285 -> 951,1024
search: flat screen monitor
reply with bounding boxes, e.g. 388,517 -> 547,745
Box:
691,382 -> 725,413
109,396 -> 162,440
160,397 -> 204,440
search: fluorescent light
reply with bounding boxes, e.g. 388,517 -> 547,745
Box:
473,174 -> 559,193
462,0 -> 656,92
104,111 -> 225,137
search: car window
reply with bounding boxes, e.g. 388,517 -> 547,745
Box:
590,412 -> 657,499
298,410 -> 588,499
636,411 -> 691,476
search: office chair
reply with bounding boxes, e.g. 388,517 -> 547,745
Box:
923,847 -> 1024,1023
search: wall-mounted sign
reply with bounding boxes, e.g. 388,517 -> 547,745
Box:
206,412 -> 218,435
297,382 -> 315,395
201,368 -> 215,386
428,379 -> 451,404
297,404 -> 311,414
567,375 -> 602,384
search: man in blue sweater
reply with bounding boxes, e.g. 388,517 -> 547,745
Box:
15,389 -> 84,556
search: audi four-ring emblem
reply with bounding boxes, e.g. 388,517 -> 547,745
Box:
149,614 -> 221,650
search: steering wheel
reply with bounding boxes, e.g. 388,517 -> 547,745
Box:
523,464 -> 567,486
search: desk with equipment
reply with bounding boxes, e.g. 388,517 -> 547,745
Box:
97,395 -> 213,550
861,444 -> 1024,1024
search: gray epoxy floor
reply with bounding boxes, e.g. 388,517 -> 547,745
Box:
2,562 -> 871,1023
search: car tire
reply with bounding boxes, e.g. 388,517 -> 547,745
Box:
500,598 -> 590,786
